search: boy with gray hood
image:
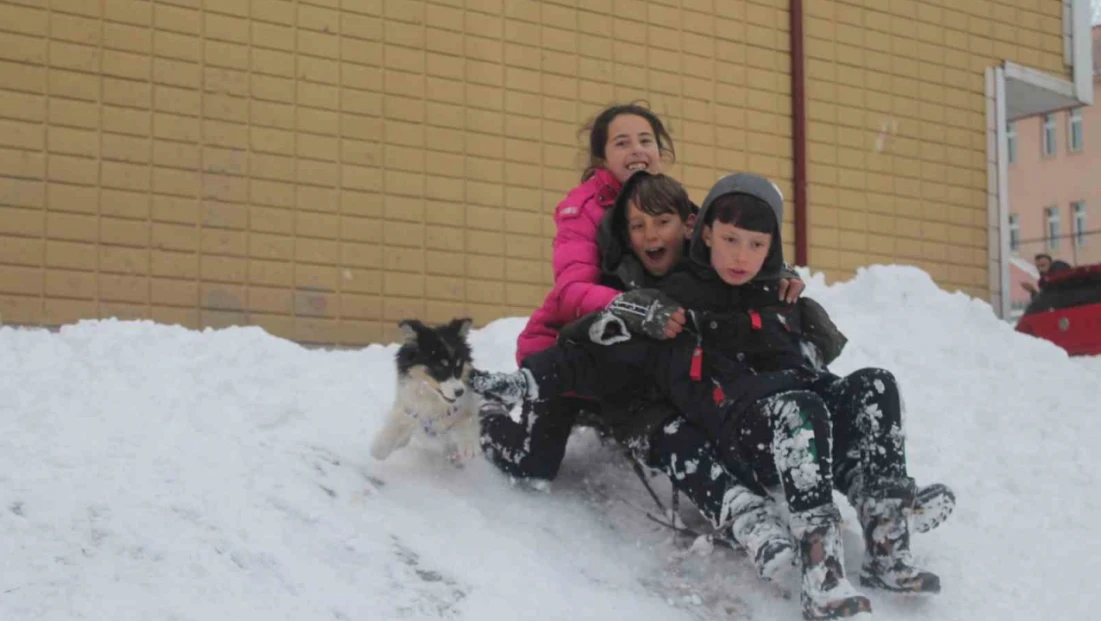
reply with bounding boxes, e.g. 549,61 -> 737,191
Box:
639,172 -> 944,619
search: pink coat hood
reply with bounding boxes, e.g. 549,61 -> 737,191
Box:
515,168 -> 624,364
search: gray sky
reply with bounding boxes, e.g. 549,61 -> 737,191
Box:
1094,0 -> 1101,25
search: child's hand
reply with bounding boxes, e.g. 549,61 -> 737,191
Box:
664,308 -> 686,339
608,289 -> 682,340
778,277 -> 805,304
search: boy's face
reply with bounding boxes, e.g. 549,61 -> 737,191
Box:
626,200 -> 688,277
702,220 -> 772,286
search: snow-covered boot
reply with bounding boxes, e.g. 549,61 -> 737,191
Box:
469,368 -> 538,408
790,505 -> 872,620
912,482 -> 955,534
724,485 -> 796,582
853,477 -> 940,594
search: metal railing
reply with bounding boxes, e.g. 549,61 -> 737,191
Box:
1011,228 -> 1101,267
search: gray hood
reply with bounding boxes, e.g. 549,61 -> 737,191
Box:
690,172 -> 786,281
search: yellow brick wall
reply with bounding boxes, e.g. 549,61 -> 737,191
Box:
803,0 -> 1067,298
0,0 -> 1069,344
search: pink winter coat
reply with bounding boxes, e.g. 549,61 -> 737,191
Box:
515,168 -> 624,364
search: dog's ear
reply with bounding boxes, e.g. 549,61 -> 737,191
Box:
397,319 -> 424,343
449,317 -> 473,338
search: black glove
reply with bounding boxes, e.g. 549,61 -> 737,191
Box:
607,289 -> 681,340
559,311 -> 632,346
797,297 -> 847,365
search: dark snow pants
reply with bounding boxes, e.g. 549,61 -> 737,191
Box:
480,335 -> 909,522
479,395 -> 767,535
479,396 -> 586,482
478,335 -> 705,482
644,412 -> 772,529
734,367 -> 909,512
513,335 -> 735,439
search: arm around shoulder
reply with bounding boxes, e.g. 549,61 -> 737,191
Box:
796,297 -> 848,365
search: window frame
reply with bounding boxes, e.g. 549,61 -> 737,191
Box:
1046,206 -> 1060,251
1042,113 -> 1057,156
1069,108 -> 1083,153
1007,121 -> 1017,163
1072,201 -> 1087,248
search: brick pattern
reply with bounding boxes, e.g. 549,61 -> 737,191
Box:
0,0 -> 795,345
0,0 -> 1068,342
802,0 -> 1066,298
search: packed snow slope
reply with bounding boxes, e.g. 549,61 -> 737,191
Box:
1,265 -> 1099,621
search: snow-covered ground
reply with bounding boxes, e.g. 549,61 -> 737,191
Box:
1,265 -> 1099,621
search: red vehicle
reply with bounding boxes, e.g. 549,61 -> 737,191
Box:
1015,263 -> 1101,356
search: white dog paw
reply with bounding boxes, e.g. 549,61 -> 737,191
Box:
447,439 -> 479,467
369,442 -> 392,462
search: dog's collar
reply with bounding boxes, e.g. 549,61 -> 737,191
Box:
403,402 -> 462,437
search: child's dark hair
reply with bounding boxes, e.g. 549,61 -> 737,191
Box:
621,173 -> 693,221
580,101 -> 676,181
705,193 -> 776,234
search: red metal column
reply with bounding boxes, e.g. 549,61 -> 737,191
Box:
790,0 -> 808,266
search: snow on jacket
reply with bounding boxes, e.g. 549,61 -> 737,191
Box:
515,168 -> 624,364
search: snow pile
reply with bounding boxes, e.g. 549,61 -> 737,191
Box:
1,264 -> 1099,620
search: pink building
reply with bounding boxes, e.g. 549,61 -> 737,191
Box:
1006,26 -> 1101,314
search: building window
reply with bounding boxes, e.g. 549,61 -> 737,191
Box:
1043,114 -> 1057,156
1069,108 -> 1083,152
1009,213 -> 1020,253
1007,122 -> 1017,163
1073,202 -> 1087,248
1046,206 -> 1060,250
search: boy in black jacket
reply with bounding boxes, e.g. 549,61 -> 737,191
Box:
473,172 -> 950,620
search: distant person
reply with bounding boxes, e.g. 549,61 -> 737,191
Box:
1022,253 -> 1073,296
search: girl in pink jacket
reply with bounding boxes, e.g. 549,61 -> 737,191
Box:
515,103 -> 679,364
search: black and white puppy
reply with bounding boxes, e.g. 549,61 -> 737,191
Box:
369,317 -> 480,465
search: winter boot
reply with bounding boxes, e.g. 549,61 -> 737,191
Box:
723,485 -> 796,583
912,482 -> 955,534
469,368 -> 538,408
790,505 -> 872,620
852,477 -> 941,594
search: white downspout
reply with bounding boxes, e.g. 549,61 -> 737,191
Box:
1071,0 -> 1094,105
1063,0 -> 1074,67
995,67 -> 1011,320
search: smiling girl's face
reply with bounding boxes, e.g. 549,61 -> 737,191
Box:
603,114 -> 663,184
